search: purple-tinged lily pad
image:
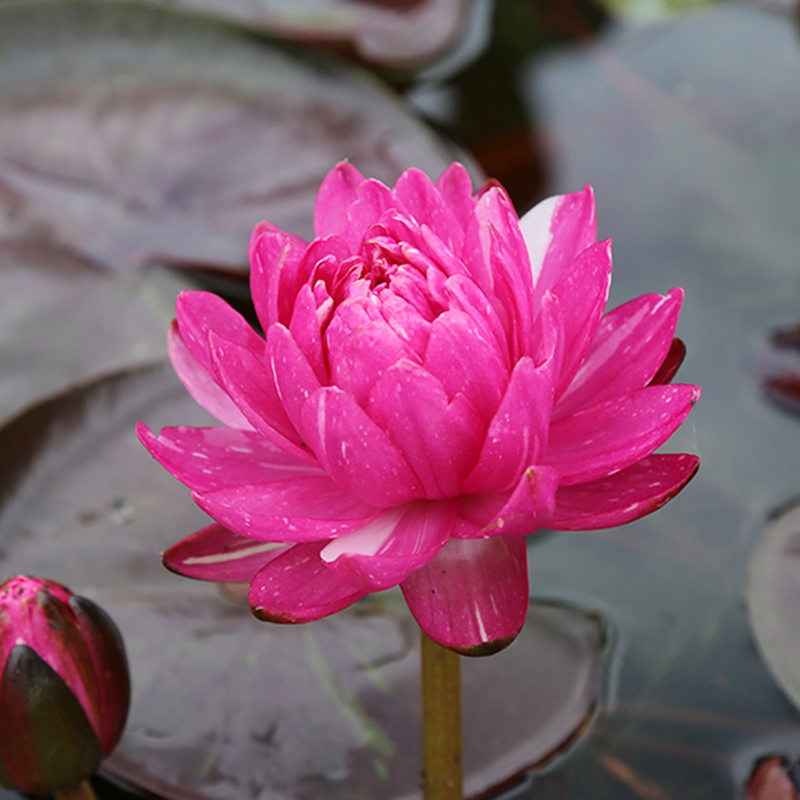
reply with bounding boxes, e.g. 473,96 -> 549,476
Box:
0,240 -> 185,422
103,0 -> 475,68
748,504 -> 800,712
0,1 -> 465,275
0,364 -> 606,800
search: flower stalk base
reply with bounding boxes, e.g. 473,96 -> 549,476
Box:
422,632 -> 463,800
54,780 -> 99,800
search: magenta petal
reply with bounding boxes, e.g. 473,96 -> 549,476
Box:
554,289 -> 684,419
394,167 -> 464,253
301,387 -> 424,506
550,454 -> 700,530
463,357 -> 554,494
545,384 -> 702,485
193,476 -> 379,542
249,229 -> 307,329
266,324 -> 323,436
341,178 -> 402,252
520,186 -> 597,302
175,290 -> 265,375
249,541 -> 367,623
550,239 -> 613,396
401,536 -> 529,655
455,465 -> 560,538
650,338 -> 686,385
288,285 -> 329,384
208,331 -> 314,464
320,499 -> 457,592
434,162 -> 477,232
136,423 -> 322,493
313,162 -> 365,238
424,309 -> 509,421
163,524 -> 289,583
166,321 -> 253,430
366,362 -> 485,498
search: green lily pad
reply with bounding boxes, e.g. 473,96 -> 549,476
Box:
0,1 -> 464,275
0,364 -> 607,800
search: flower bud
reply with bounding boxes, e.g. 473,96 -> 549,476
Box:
0,575 -> 130,795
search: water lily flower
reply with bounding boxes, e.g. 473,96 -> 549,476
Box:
0,575 -> 130,795
139,163 -> 700,655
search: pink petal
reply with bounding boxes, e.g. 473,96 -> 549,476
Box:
650,338 -> 686,385
175,290 -> 264,375
520,186 -> 597,302
249,228 -> 307,329
208,331 -> 315,464
163,524 -> 289,583
192,476 -> 380,542
549,240 -> 613,397
266,324 -> 323,436
455,465 -> 560,538
366,361 -> 485,498
424,309 -> 509,422
545,384 -> 702,485
288,284 -> 329,384
550,454 -> 700,530
320,499 -> 457,592
554,289 -> 684,419
166,320 -> 254,430
463,357 -> 554,494
313,162 -> 366,238
434,162 -> 477,232
136,423 -> 322,493
461,187 -> 534,360
249,541 -> 367,623
394,167 -> 464,253
300,387 -> 425,506
341,178 -> 403,253
401,536 -> 529,655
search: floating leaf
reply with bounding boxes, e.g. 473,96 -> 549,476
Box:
0,241 -> 184,422
0,1 -> 465,275
0,365 -> 606,800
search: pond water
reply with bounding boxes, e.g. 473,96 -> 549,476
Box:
2,1 -> 800,798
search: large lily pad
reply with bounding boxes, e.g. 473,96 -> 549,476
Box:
0,365 -> 606,800
0,241 -> 185,422
0,1 -> 464,275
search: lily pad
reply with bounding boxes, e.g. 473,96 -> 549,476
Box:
0,364 -> 606,800
0,1 -> 464,275
97,0 -> 475,68
0,240 -> 184,422
748,504 -> 800,713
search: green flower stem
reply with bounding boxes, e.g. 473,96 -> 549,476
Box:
54,779 -> 99,800
421,631 -> 463,800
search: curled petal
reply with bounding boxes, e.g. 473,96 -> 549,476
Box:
434,162 -> 477,232
550,454 -> 700,530
545,384 -> 702,485
366,362 -> 485,498
288,285 -> 329,384
249,542 -> 367,623
554,289 -> 684,419
463,357 -> 553,494
163,524 -> 289,583
650,338 -> 686,385
341,178 -> 403,253
250,229 -> 307,329
167,321 -> 253,430
313,162 -> 365,239
320,499 -> 457,592
137,423 -> 322,494
192,476 -> 380,542
300,387 -> 424,507
402,537 -> 529,656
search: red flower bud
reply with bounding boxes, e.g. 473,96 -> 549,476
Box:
0,575 -> 130,795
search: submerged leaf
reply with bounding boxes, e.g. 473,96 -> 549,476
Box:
0,365 -> 606,800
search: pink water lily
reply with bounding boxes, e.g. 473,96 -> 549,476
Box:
139,162 -> 700,655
